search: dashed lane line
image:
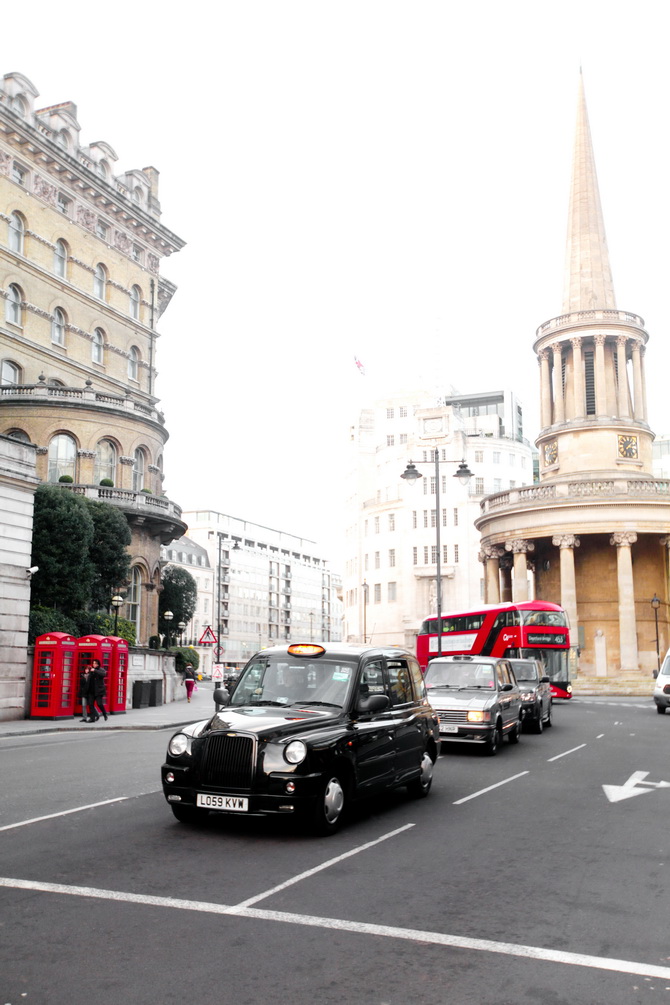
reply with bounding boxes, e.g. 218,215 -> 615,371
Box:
0,791 -> 161,832
452,771 -> 529,805
547,743 -> 587,762
1,876 -> 670,981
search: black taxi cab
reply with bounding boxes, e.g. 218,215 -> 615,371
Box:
162,643 -> 440,834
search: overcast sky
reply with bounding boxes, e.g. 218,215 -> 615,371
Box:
7,1 -> 670,557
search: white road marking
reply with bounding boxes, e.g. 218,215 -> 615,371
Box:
0,791 -> 161,832
603,771 -> 670,803
547,744 -> 586,762
1,875 -> 670,980
231,823 -> 415,909
452,771 -> 529,805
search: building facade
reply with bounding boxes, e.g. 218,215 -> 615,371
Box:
342,388 -> 533,650
0,72 -> 187,645
476,75 -> 670,680
160,536 -> 215,674
184,511 -> 343,668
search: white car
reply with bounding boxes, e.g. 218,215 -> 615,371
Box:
653,651 -> 670,714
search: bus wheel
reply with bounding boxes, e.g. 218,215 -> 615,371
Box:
484,722 -> 502,756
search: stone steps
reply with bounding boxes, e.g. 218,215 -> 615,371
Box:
572,673 -> 655,697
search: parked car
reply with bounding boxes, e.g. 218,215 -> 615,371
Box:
162,643 -> 440,834
424,654 -> 523,755
508,658 -> 553,733
653,650 -> 670,713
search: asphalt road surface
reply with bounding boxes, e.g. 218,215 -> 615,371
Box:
1,697 -> 668,1005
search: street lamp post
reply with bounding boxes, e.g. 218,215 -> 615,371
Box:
178,621 -> 186,646
162,610 -> 173,649
362,580 -> 368,644
400,450 -> 473,659
651,594 -> 661,674
111,594 -> 124,636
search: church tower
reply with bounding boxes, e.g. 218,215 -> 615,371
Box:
476,74 -> 670,684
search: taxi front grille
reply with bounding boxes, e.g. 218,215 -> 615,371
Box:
200,733 -> 255,789
438,710 -> 469,724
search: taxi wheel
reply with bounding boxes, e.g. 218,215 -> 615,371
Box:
533,707 -> 544,734
508,717 -> 522,744
312,773 -> 347,835
484,722 -> 502,756
407,750 -> 434,798
171,804 -> 208,825
656,704 -> 666,715
544,703 -> 553,727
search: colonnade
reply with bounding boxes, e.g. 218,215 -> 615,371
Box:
538,333 -> 647,428
479,531 -> 646,671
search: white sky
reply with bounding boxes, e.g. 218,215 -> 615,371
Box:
7,1 -> 670,557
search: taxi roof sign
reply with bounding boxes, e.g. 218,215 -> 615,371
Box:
287,644 -> 326,658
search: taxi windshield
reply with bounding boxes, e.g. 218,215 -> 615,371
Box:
230,656 -> 357,709
425,662 -> 495,689
509,662 -> 539,682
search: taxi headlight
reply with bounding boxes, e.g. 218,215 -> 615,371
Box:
168,733 -> 191,756
521,691 -> 535,702
284,740 -> 307,765
467,710 -> 491,723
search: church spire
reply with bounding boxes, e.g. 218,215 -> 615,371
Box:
562,71 -> 616,313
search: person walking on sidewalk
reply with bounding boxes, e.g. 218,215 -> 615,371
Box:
181,663 -> 197,702
85,659 -> 108,722
79,663 -> 91,721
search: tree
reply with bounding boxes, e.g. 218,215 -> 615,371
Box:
159,565 -> 198,639
86,499 -> 131,610
30,485 -> 95,613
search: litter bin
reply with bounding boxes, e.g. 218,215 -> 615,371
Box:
149,678 -> 163,707
132,680 -> 151,709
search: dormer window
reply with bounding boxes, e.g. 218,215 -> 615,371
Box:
11,95 -> 26,117
56,130 -> 71,151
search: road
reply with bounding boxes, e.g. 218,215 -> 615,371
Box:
1,696 -> 668,1005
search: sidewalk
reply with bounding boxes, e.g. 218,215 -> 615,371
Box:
0,681 -> 219,739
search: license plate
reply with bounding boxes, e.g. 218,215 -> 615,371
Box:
196,793 -> 248,811
440,724 -> 459,734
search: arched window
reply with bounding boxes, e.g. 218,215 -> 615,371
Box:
57,130 -> 71,151
48,433 -> 77,482
95,439 -> 117,484
97,160 -> 109,180
51,308 -> 66,346
92,328 -> 104,364
93,263 -> 107,300
129,285 -> 141,320
8,212 -> 24,254
127,567 -> 142,640
5,428 -> 30,443
5,285 -> 22,326
133,187 -> 143,205
1,360 -> 21,385
54,239 -> 67,277
128,346 -> 140,381
132,448 -> 145,491
11,95 -> 26,117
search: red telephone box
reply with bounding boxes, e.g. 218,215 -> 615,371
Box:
30,633 -> 78,719
76,636 -> 114,716
106,637 -> 129,714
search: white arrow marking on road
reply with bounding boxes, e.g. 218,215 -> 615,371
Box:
602,770 -> 670,803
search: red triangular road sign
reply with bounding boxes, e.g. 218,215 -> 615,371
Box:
198,625 -> 218,645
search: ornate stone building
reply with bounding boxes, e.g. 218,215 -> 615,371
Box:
0,72 -> 186,645
476,74 -> 670,680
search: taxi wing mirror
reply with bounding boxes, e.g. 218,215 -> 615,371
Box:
357,693 -> 390,714
213,688 -> 230,707
540,676 -> 551,683
501,682 -> 514,692
653,670 -> 659,679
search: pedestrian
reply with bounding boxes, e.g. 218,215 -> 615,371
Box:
85,658 -> 108,722
182,663 -> 197,702
79,663 -> 91,722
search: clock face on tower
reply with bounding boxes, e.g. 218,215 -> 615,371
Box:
543,440 -> 558,465
618,434 -> 639,459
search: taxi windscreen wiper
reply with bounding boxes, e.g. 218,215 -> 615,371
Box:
290,700 -> 341,708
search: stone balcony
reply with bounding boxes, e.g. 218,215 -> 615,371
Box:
534,308 -> 647,342
479,478 -> 670,517
68,484 -> 187,543
0,382 -> 165,427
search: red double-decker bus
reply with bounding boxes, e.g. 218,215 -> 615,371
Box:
416,600 -> 572,698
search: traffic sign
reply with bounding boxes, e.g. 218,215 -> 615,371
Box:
198,625 -> 218,645
214,645 -> 224,660
211,664 -> 224,682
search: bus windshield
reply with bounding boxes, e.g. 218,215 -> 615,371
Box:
520,609 -> 568,628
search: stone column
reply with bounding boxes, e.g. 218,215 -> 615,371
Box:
610,531 -> 639,670
640,346 -> 649,423
570,338 -> 584,419
505,539 -> 535,602
500,555 -> 513,603
480,546 -> 503,604
551,343 -> 564,424
616,336 -> 629,417
539,351 -> 552,429
631,342 -> 644,421
552,534 -> 580,644
594,333 -> 607,416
